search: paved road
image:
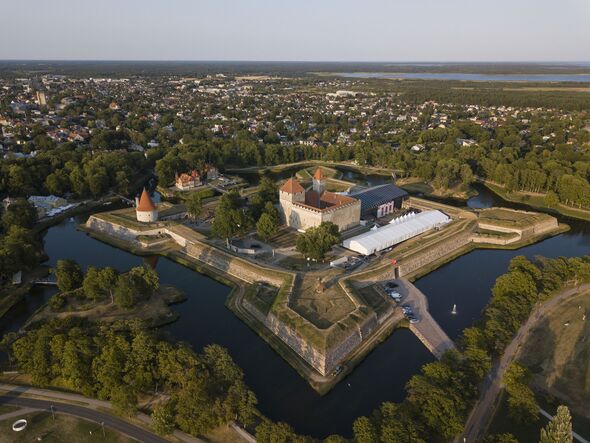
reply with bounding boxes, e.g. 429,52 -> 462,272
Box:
460,283 -> 590,442
0,395 -> 169,443
0,383 -> 203,442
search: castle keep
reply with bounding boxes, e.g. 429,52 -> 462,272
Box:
279,168 -> 361,232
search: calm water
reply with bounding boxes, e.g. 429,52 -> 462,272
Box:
237,165 -> 393,189
1,185 -> 589,437
338,72 -> 590,83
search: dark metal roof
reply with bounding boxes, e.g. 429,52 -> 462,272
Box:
350,184 -> 408,213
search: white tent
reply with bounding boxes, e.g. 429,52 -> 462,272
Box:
342,210 -> 451,256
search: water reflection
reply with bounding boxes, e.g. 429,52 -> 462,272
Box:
1,184 -> 589,437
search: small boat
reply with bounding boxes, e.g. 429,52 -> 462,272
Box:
451,304 -> 457,315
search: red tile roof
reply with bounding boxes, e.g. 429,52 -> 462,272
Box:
313,168 -> 324,180
280,178 -> 305,194
304,190 -> 355,210
137,188 -> 157,212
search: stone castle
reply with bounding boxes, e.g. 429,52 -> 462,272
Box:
279,168 -> 361,232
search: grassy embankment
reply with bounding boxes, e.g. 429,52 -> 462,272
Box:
25,284 -> 186,330
483,181 -> 590,222
0,412 -> 135,443
397,176 -> 477,200
487,290 -> 590,442
226,159 -> 398,177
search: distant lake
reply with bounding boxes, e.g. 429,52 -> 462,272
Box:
338,72 -> 590,82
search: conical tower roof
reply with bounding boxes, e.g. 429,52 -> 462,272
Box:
137,188 -> 157,211
313,168 -> 324,180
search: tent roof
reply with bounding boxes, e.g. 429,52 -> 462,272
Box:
343,210 -> 450,255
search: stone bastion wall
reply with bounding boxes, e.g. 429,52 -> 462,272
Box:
399,225 -> 475,277
242,296 -> 380,376
86,214 -> 384,377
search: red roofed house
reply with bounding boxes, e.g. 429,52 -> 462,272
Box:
279,168 -> 360,232
175,170 -> 201,191
135,188 -> 159,222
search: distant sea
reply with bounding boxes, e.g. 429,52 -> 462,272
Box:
338,72 -> 590,82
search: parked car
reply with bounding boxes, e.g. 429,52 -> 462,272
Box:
408,316 -> 420,324
332,365 -> 343,377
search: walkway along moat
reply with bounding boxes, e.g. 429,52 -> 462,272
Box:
396,278 -> 456,358
2,187 -> 590,438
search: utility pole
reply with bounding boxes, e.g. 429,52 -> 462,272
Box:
101,421 -> 105,437
50,404 -> 55,421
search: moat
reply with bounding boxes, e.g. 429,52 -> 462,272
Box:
2,186 -> 590,438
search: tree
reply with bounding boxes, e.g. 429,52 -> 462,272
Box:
110,384 -> 138,416
186,192 -> 202,220
97,267 -> 119,304
258,176 -> 278,202
353,416 -> 378,443
295,222 -> 340,261
56,259 -> 83,292
406,361 -> 467,439
484,433 -> 519,443
114,275 -> 137,308
544,191 -> 560,209
540,405 -> 572,443
1,198 -> 37,230
503,362 -> 539,424
255,420 -> 299,443
128,265 -> 159,297
256,212 -> 279,242
0,226 -> 40,279
378,402 -> 425,443
83,266 -> 103,300
211,190 -> 248,239
151,400 -> 176,435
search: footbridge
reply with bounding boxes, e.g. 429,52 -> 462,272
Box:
395,278 -> 456,358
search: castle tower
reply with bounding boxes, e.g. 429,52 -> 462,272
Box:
136,188 -> 159,223
312,168 -> 325,195
279,178 -> 305,226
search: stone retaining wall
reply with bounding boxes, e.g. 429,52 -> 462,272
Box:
399,226 -> 475,277
243,296 -> 380,375
184,242 -> 285,287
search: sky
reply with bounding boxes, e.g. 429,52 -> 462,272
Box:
2,0 -> 589,61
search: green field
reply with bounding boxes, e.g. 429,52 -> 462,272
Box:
0,411 -> 135,443
519,291 -> 590,413
478,207 -> 554,229
484,182 -> 590,222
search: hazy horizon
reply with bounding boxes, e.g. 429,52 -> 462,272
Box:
2,0 -> 589,62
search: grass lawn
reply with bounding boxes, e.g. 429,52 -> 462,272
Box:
398,179 -> 434,195
484,182 -> 590,222
290,271 -> 355,329
519,290 -> 590,414
296,165 -> 342,180
486,394 -> 549,442
487,394 -> 590,442
205,424 -> 249,443
0,411 -> 135,443
0,405 -> 18,415
478,207 -> 554,229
